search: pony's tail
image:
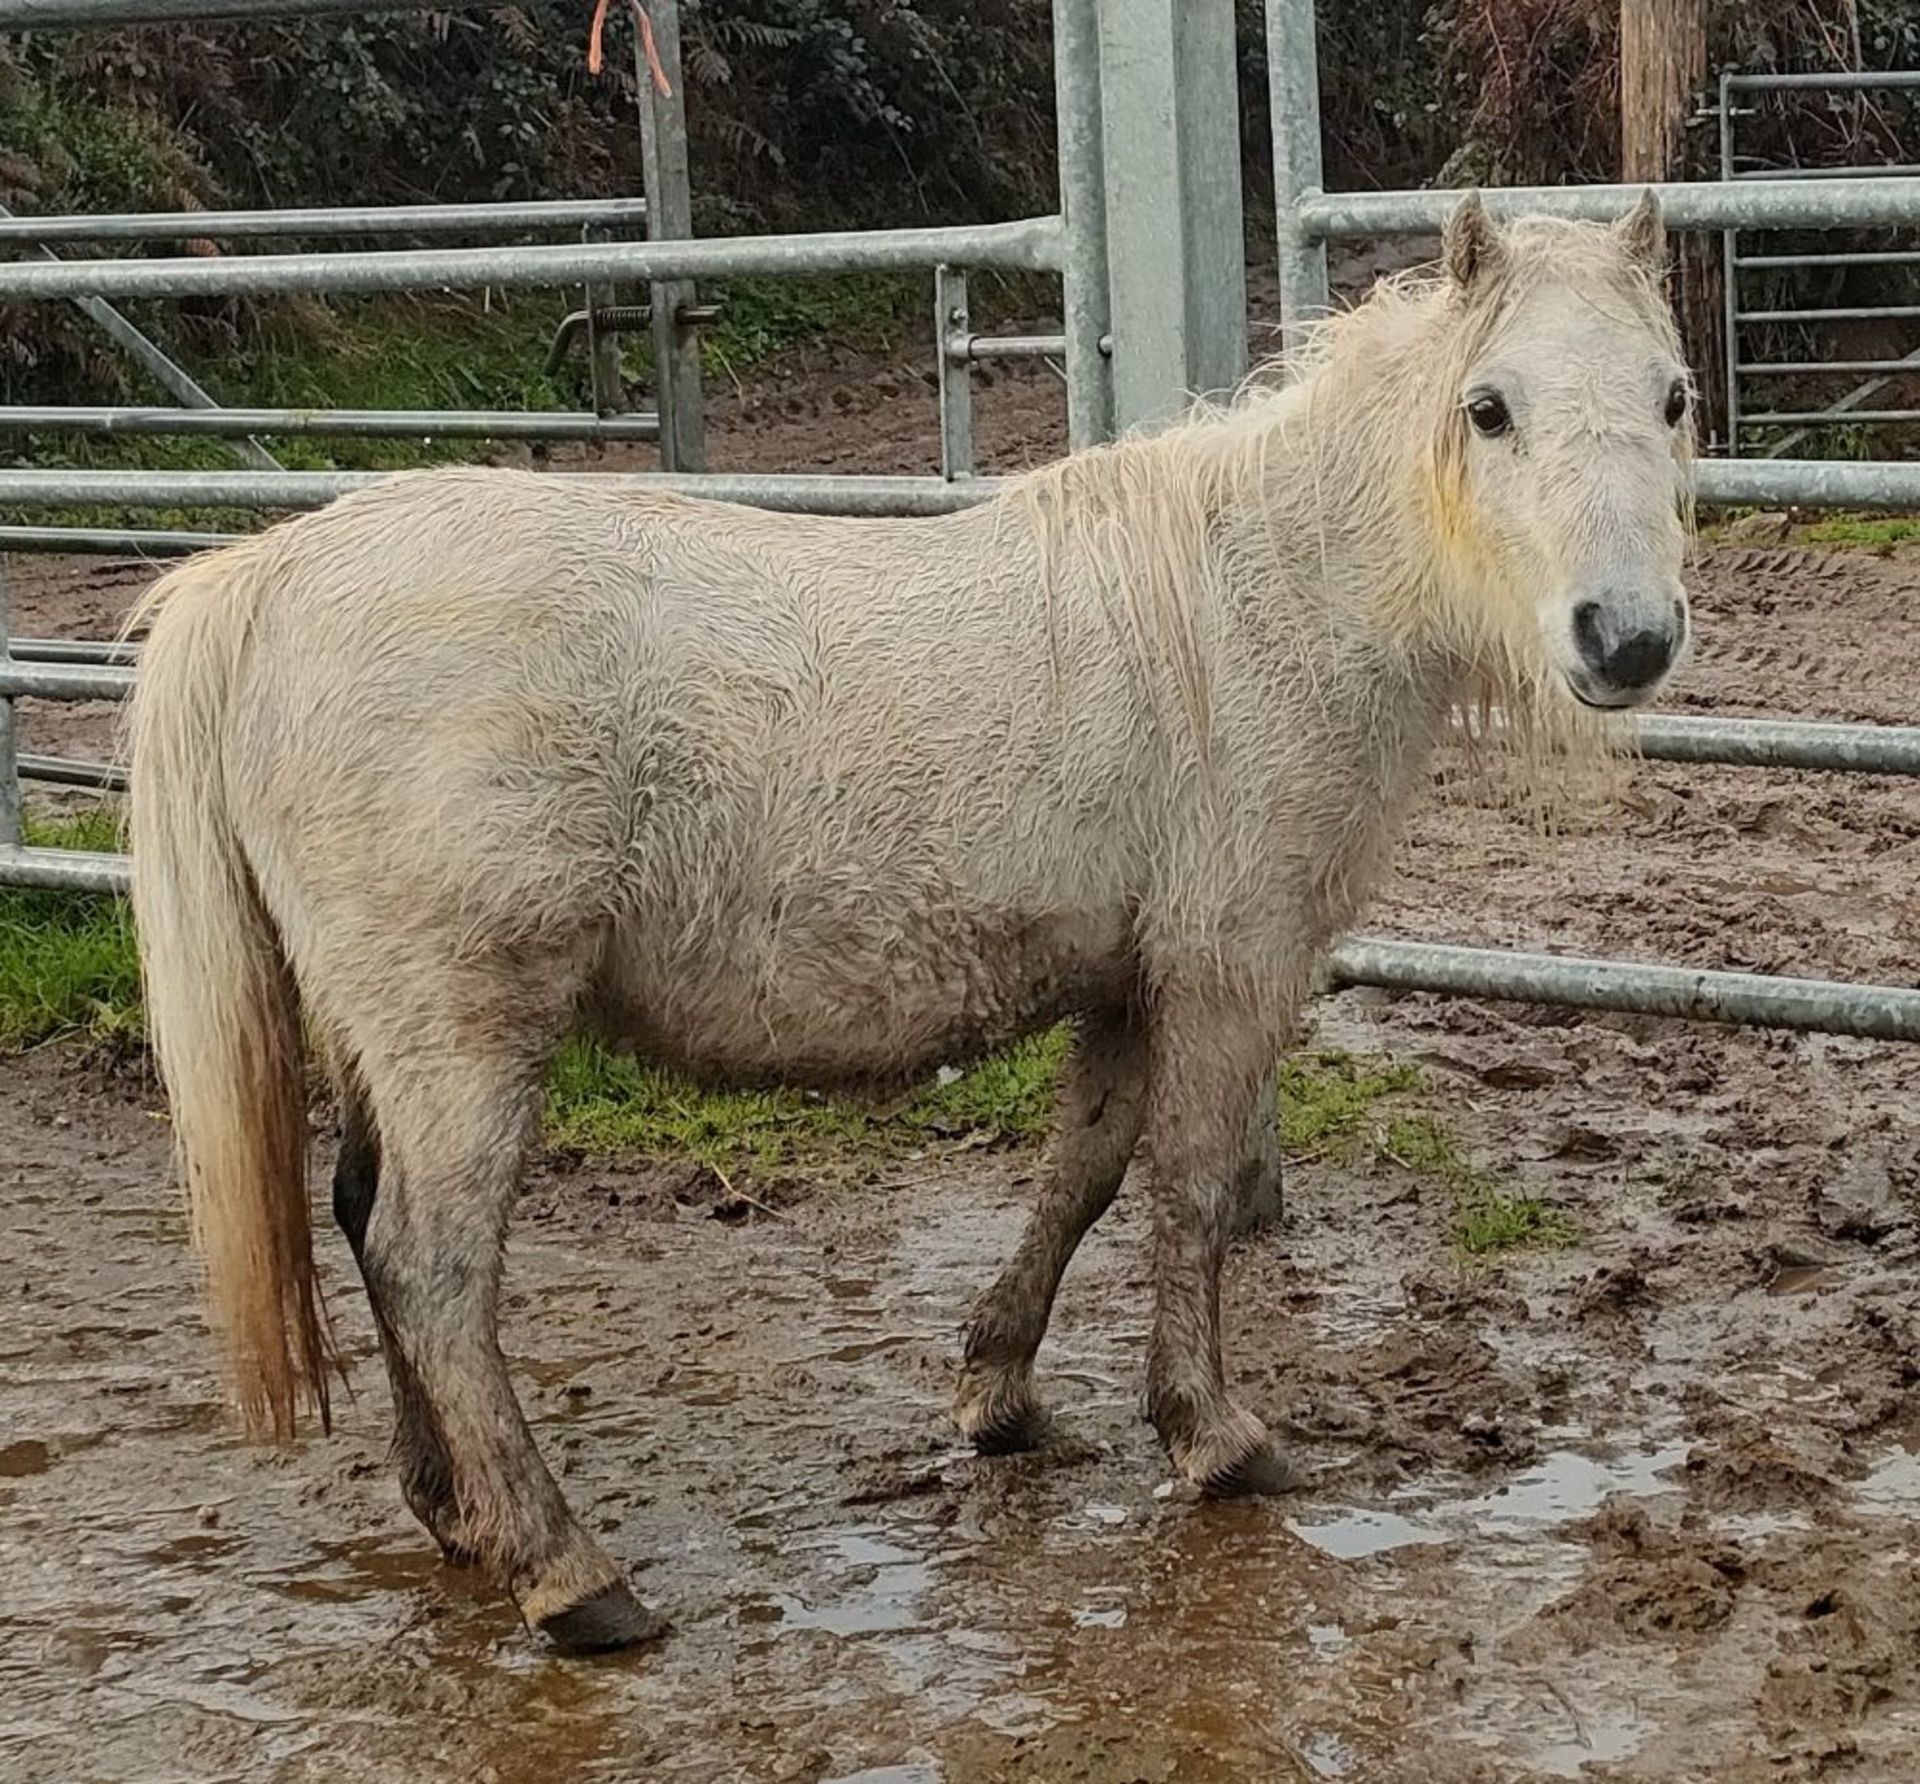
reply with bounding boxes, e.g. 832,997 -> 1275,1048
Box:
127,545 -> 332,1441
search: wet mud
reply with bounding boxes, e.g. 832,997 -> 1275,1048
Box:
6,338 -> 1920,1780
6,1011 -> 1920,1784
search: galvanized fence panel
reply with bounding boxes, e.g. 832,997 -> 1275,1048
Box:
9,0 -> 1920,1056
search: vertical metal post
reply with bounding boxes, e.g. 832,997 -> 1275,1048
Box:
1051,0 -> 1115,447
1096,0 -> 1247,431
583,226 -> 625,418
0,561 -> 20,851
1719,72 -> 1742,457
636,0 -> 706,471
935,265 -> 975,480
1267,0 -> 1330,359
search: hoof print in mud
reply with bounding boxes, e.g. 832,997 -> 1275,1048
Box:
537,1582 -> 670,1656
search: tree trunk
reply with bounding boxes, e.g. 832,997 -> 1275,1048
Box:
1621,0 -> 1723,444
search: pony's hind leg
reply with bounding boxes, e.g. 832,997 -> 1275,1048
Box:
349,1005 -> 663,1654
956,1007 -> 1147,1453
330,1072 -> 471,1564
1143,985 -> 1303,1498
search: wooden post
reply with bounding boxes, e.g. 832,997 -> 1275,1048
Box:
1622,0 -> 1723,436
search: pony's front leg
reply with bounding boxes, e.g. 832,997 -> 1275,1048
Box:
1144,986 -> 1303,1497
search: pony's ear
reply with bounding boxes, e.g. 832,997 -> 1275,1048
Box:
1444,190 -> 1505,290
1613,188 -> 1667,273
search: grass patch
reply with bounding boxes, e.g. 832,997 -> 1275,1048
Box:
1801,515 -> 1920,548
1273,1053 -> 1570,1255
693,272 -> 923,382
0,809 -> 141,1048
544,1026 -> 1069,1175
1381,1111 -> 1575,1255
1277,1049 -> 1422,1159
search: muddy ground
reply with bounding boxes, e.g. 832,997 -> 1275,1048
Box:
6,323 -> 1920,1783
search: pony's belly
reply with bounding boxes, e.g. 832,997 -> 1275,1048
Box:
591,907 -> 1132,1096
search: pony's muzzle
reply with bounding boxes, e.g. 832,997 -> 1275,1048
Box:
1566,589 -> 1686,708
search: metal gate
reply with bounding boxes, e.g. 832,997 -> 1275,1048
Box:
1716,69 -> 1920,458
7,0 -> 1920,1050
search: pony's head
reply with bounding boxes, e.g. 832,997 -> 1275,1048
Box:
1425,190 -> 1691,712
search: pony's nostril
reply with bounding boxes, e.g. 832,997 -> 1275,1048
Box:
1573,596 -> 1678,691
1572,600 -> 1606,662
1603,627 -> 1675,689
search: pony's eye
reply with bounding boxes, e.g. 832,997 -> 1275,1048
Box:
1466,393 -> 1512,438
1664,379 -> 1689,428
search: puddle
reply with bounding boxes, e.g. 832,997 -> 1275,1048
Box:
1289,1507 -> 1441,1561
16,1021 -> 1920,1784
1768,1264 -> 1839,1296
1526,1699 -> 1651,1778
269,1536 -> 455,1606
820,1333 -> 921,1364
757,1525 -> 938,1639
1856,1445 -> 1920,1513
1452,1443 -> 1688,1532
1295,1731 -> 1360,1778
822,1768 -> 941,1784
1306,1621 -> 1350,1660
1290,1444 -> 1688,1559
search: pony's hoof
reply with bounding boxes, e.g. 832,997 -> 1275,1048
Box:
537,1580 -> 669,1655
1200,1439 -> 1305,1500
955,1366 -> 1052,1455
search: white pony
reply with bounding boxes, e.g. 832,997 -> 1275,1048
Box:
127,192 -> 1691,1652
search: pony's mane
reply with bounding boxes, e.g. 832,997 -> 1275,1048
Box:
995,215 -> 1688,794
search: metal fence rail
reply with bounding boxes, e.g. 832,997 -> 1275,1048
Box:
20,753 -> 123,791
1291,175 -> 1920,239
1634,713 -> 1920,775
1716,69 -> 1920,456
0,467 -> 1000,515
6,456 -> 1918,514
0,526 -> 244,555
0,199 -> 651,244
0,0 -> 496,21
2,817 -> 1911,1044
1327,939 -> 1920,1044
0,406 -> 664,442
0,219 -> 1068,303
10,0 -> 1920,1063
